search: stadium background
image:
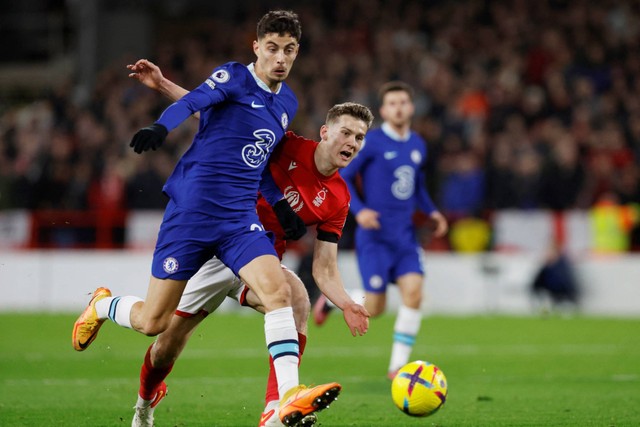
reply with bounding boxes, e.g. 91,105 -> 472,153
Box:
1,0 -> 640,316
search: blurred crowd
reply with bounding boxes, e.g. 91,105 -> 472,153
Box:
1,0 -> 639,244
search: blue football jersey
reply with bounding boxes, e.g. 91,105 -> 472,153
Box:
340,123 -> 436,235
156,62 -> 298,217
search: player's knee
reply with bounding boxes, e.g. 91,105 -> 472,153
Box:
402,289 -> 423,308
261,282 -> 292,310
365,298 -> 386,317
368,306 -> 385,317
138,316 -> 171,337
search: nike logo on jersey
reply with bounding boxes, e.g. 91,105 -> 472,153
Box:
251,101 -> 266,108
288,161 -> 298,171
384,151 -> 398,160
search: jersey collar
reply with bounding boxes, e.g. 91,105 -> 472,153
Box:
248,63 -> 282,94
381,122 -> 411,142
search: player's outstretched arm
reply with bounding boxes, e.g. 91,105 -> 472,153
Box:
127,59 -> 189,101
127,59 -> 200,120
312,239 -> 369,336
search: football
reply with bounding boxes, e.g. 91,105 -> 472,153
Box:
390,360 -> 448,417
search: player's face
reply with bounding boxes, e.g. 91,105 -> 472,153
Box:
320,115 -> 368,169
379,90 -> 414,127
253,33 -> 299,90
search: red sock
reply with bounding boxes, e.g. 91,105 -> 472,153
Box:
264,332 -> 307,405
139,344 -> 174,400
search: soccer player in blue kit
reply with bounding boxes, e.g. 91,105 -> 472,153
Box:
72,10 -> 340,426
314,81 -> 448,379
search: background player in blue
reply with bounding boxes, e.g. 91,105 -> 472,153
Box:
314,81 -> 448,379
72,10 -> 341,425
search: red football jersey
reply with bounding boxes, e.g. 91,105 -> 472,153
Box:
257,131 -> 351,257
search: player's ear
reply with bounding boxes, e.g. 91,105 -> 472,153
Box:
319,124 -> 329,141
253,40 -> 260,56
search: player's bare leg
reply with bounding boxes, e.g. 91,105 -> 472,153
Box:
245,268 -> 310,333
131,277 -> 189,335
363,291 -> 386,317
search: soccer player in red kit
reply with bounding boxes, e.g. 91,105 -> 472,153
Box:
125,56 -> 373,427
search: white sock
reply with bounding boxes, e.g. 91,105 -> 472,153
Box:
264,306 -> 299,399
95,296 -> 143,329
389,305 -> 422,373
135,395 -> 153,409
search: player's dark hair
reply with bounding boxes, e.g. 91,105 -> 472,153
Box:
257,10 -> 302,42
326,102 -> 374,129
378,81 -> 415,104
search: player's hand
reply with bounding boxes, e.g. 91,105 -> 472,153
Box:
273,199 -> 307,240
127,59 -> 163,91
342,302 -> 370,336
355,208 -> 381,230
130,123 -> 168,154
429,211 -> 448,238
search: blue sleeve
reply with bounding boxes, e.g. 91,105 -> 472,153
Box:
416,164 -> 437,214
156,63 -> 240,131
340,147 -> 369,215
156,82 -> 226,131
259,165 -> 284,206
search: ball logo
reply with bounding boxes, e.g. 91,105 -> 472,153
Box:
163,257 -> 179,274
281,112 -> 289,129
242,129 -> 276,168
211,69 -> 230,83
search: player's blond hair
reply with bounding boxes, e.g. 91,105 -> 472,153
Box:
326,102 -> 374,129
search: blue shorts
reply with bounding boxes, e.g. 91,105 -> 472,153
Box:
151,200 -> 277,280
355,233 -> 424,294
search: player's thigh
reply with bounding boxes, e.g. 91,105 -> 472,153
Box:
239,255 -> 291,310
140,277 -> 188,325
364,291 -> 387,317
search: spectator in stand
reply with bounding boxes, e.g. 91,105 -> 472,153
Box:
539,132 -> 586,211
1,0 -> 640,253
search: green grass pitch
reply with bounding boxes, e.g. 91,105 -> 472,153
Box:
0,312 -> 638,426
